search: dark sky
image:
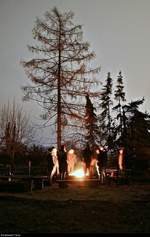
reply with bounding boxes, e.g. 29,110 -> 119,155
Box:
0,0 -> 150,146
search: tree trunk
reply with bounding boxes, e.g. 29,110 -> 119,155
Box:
57,17 -> 62,151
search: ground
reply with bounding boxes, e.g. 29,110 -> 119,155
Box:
0,181 -> 150,234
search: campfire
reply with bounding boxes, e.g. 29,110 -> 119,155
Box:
69,166 -> 89,178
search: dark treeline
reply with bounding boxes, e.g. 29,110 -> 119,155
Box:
84,71 -> 150,170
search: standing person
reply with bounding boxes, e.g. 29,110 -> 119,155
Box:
82,143 -> 92,176
58,144 -> 68,181
118,147 -> 125,173
89,149 -> 98,178
47,147 -> 54,184
50,147 -> 59,183
96,146 -> 108,183
95,147 -> 101,179
67,149 -> 77,174
118,147 -> 126,178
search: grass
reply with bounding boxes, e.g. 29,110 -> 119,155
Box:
0,181 -> 150,234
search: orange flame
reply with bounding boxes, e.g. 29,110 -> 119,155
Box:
69,167 -> 89,178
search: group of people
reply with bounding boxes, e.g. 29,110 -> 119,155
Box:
47,142 -> 130,185
47,142 -> 108,184
82,144 -> 134,182
47,144 -> 77,184
82,143 -> 108,183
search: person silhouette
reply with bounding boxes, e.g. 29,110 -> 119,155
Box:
50,147 -> 59,183
96,146 -> 107,183
82,143 -> 92,176
58,144 -> 68,181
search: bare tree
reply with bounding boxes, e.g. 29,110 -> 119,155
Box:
0,101 -> 34,166
21,7 -> 100,150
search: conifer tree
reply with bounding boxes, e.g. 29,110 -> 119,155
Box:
21,7 -> 100,150
84,94 -> 99,149
121,98 -> 150,148
120,98 -> 150,168
113,71 -> 126,141
99,72 -> 113,148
